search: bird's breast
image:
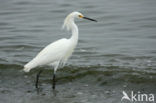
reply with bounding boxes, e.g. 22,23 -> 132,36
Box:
63,40 -> 77,60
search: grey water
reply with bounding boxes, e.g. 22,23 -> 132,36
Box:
0,0 -> 156,103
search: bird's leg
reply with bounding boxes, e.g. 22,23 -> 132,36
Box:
52,62 -> 59,90
35,70 -> 43,89
52,73 -> 56,90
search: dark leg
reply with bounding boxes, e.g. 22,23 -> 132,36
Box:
52,73 -> 56,89
35,70 -> 43,89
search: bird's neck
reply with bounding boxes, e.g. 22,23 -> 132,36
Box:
70,21 -> 78,44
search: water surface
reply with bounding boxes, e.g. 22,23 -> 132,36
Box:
0,0 -> 156,103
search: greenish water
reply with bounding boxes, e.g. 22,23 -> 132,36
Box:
0,64 -> 156,103
0,0 -> 156,103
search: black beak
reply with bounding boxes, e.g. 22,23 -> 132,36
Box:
83,17 -> 97,22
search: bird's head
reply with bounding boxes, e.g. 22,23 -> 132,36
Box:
63,11 -> 97,31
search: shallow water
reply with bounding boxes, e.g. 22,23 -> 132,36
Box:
0,0 -> 156,103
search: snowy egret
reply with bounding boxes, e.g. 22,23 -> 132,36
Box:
23,11 -> 97,89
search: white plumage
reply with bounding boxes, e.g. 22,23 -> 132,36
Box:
23,11 -> 97,89
23,11 -> 97,74
24,38 -> 72,72
23,12 -> 81,73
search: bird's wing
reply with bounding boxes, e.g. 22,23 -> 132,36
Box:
37,38 -> 69,57
24,38 -> 70,70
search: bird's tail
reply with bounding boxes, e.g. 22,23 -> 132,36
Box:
23,66 -> 31,72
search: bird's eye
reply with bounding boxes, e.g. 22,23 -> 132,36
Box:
78,15 -> 83,18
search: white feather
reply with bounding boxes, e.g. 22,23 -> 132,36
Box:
24,38 -> 75,72
24,11 -> 84,73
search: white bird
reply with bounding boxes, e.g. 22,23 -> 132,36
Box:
23,11 -> 97,89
